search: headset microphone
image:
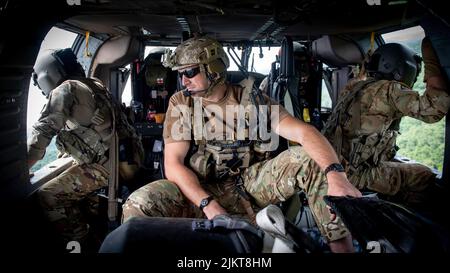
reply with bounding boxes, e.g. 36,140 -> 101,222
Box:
182,88 -> 208,97
182,89 -> 191,96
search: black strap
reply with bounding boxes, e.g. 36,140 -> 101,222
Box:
192,215 -> 263,239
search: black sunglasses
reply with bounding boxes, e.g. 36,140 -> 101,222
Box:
178,66 -> 201,79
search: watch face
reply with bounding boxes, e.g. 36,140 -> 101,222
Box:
200,196 -> 213,210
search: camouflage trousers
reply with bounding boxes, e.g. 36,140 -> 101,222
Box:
122,146 -> 349,242
349,160 -> 436,204
36,162 -> 109,243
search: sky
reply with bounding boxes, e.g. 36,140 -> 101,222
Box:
382,25 -> 425,43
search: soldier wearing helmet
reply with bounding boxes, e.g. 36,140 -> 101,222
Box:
162,36 -> 230,97
123,36 -> 362,253
28,48 -> 143,249
323,37 -> 450,206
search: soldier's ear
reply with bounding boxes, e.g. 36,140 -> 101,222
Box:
205,70 -> 220,82
207,59 -> 226,75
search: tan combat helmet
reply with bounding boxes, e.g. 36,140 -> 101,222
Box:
163,36 -> 230,96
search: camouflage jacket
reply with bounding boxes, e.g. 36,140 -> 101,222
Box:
323,77 -> 450,169
28,78 -> 143,166
163,82 -> 289,180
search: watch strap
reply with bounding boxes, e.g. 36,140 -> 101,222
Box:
199,196 -> 214,211
324,163 -> 345,176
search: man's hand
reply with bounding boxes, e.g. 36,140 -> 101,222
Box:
28,159 -> 38,170
203,200 -> 228,219
326,172 -> 361,220
326,172 -> 362,198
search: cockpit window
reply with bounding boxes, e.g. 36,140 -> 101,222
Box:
226,46 -> 280,75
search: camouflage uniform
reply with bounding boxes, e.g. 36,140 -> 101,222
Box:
28,79 -> 142,244
122,82 -> 349,243
323,78 -> 450,203
123,146 -> 348,242
36,163 -> 109,241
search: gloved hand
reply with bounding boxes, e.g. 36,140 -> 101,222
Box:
421,36 -> 442,82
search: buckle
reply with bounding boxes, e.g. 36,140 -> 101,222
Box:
192,219 -> 213,231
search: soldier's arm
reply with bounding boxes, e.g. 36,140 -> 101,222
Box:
275,116 -> 362,198
27,82 -> 74,168
164,141 -> 227,218
390,37 -> 450,122
389,81 -> 449,123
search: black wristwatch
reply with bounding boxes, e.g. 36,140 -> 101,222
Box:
199,196 -> 214,211
324,163 -> 345,176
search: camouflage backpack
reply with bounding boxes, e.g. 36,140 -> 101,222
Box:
55,78 -> 144,166
322,78 -> 401,170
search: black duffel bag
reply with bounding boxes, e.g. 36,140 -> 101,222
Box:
99,215 -> 264,254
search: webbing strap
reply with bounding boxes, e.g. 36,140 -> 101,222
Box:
239,76 -> 255,108
192,215 -> 263,239
191,96 -> 205,144
333,79 -> 377,155
107,132 -> 119,223
75,78 -> 116,142
255,204 -> 297,252
84,31 -> 92,57
76,78 -> 120,223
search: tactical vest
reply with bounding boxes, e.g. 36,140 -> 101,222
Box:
188,79 -> 272,181
55,78 -> 144,166
322,78 -> 404,172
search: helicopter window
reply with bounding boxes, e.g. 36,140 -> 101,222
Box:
382,26 -> 445,173
226,46 -> 280,75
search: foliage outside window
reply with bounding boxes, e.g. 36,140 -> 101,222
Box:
383,26 -> 445,172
